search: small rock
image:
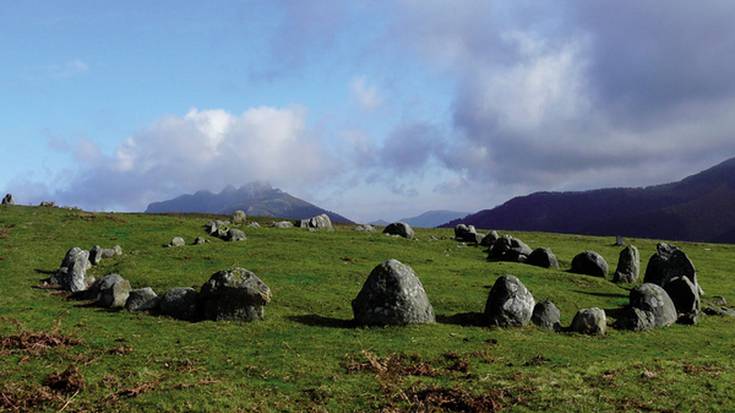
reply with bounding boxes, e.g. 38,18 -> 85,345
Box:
272,221 -> 294,229
613,245 -> 640,283
614,236 -> 625,246
39,201 -> 55,207
526,248 -> 560,269
232,210 -> 247,224
382,222 -> 415,240
484,275 -> 535,327
125,288 -> 160,312
225,229 -> 246,242
532,300 -> 561,331
159,288 -> 199,321
247,222 -> 261,229
354,224 -> 375,232
570,308 -> 606,335
570,251 -> 609,277
193,236 -> 208,245
168,237 -> 185,248
711,296 -> 728,307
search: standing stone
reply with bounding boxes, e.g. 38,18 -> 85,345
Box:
570,308 -> 606,335
1,194 -> 14,205
628,283 -> 677,329
570,251 -> 609,277
299,214 -> 334,231
159,288 -> 199,321
51,247 -> 91,292
168,237 -> 185,247
663,276 -> 700,324
225,229 -> 246,242
480,230 -> 500,248
644,242 -> 700,294
352,259 -> 434,326
612,245 -> 640,283
383,222 -> 415,240
483,275 -> 535,327
89,245 -> 104,265
199,268 -> 272,322
232,210 -> 247,224
354,224 -> 375,232
125,288 -> 160,312
532,300 -> 561,331
526,248 -> 560,269
95,274 -> 131,308
487,235 -> 533,262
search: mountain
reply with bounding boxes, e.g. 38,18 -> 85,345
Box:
145,182 -> 354,224
443,157 -> 735,243
399,210 -> 470,228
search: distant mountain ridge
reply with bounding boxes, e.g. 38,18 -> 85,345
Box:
399,210 -> 469,228
444,157 -> 735,243
145,182 -> 354,224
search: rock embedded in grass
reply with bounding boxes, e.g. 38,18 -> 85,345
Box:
51,247 -> 91,292
570,308 -> 606,335
225,229 -> 246,242
272,221 -> 294,229
193,236 -> 208,245
352,259 -> 434,326
532,300 -> 561,331
159,287 -> 200,321
95,274 -> 131,308
354,224 -> 375,232
382,222 -> 415,240
125,287 -> 160,312
484,275 -> 535,327
168,237 -> 185,248
487,235 -> 532,262
199,268 -> 272,322
526,248 -> 560,269
454,224 -> 480,243
247,222 -> 261,229
570,251 -> 609,277
612,245 -> 639,283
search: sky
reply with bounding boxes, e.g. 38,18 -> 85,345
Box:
3,1 -> 735,222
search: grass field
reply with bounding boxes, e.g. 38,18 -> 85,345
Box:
1,205 -> 734,412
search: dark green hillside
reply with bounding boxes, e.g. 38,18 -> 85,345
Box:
1,205 -> 734,412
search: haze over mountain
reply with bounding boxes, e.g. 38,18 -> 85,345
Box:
445,157 -> 735,243
398,210 -> 469,228
145,182 -> 354,224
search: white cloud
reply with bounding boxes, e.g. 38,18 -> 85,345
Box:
350,76 -> 383,110
49,59 -> 89,78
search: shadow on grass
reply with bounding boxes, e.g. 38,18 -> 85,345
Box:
436,312 -> 486,327
287,314 -> 355,328
34,268 -> 57,275
572,290 -> 628,299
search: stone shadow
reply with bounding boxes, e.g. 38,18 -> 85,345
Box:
287,314 -> 355,328
436,312 -> 486,327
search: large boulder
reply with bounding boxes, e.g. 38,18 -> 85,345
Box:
299,214 -> 334,231
225,229 -> 246,242
95,274 -> 131,308
570,308 -> 606,335
480,230 -> 500,248
232,210 -> 247,224
483,275 -> 535,327
644,243 -> 700,294
454,224 -> 480,243
199,268 -> 272,322
125,288 -> 160,312
487,235 -> 532,262
526,248 -> 560,269
51,247 -> 91,292
612,245 -> 639,283
532,300 -> 561,331
159,288 -> 199,321
624,283 -> 677,330
352,259 -> 434,326
663,276 -> 700,324
383,222 -> 415,240
1,193 -> 14,205
570,251 -> 609,277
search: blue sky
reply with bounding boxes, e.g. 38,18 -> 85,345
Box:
3,1 -> 735,222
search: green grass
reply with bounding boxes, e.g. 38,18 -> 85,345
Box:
1,205 -> 734,412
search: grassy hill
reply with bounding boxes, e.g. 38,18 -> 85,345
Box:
1,205 -> 734,412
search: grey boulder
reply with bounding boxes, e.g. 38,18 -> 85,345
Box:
570,308 -> 606,335
623,283 -> 677,330
247,222 -> 261,229
383,222 -> 415,240
612,245 -> 639,283
159,287 -> 200,321
663,276 -> 700,324
570,251 -> 609,277
299,214 -> 334,231
483,275 -> 535,327
526,248 -> 560,269
225,229 -> 246,242
272,221 -> 294,229
95,274 -> 131,308
89,245 -> 123,265
232,210 -> 247,224
125,287 -> 160,312
52,247 -> 91,292
199,268 -> 272,322
532,300 -> 561,331
354,224 -> 375,232
352,259 -> 434,326
1,193 -> 14,205
454,224 -> 480,243
168,237 -> 185,248
487,235 -> 532,262
644,242 -> 701,294
480,230 -> 500,248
